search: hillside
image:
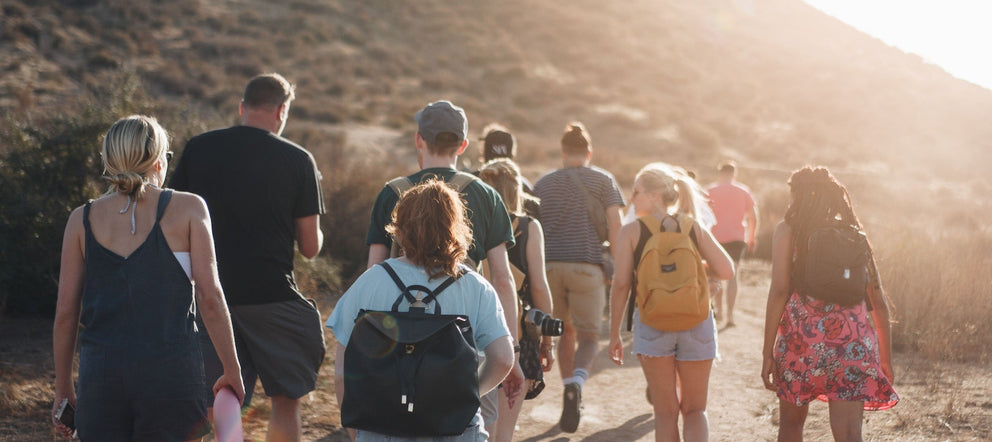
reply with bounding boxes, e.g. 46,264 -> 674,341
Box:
3,0 -> 991,295
4,0 -> 992,174
4,1 -> 992,438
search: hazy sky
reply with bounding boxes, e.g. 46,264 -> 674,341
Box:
804,0 -> 992,91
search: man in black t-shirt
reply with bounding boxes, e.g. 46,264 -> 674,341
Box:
170,73 -> 325,442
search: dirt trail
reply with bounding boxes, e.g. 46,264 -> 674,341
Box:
3,260 -> 990,440
505,260 -> 989,442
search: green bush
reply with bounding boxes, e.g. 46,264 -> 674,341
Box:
0,116 -> 105,316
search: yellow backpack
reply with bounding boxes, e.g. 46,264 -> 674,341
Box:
634,214 -> 710,332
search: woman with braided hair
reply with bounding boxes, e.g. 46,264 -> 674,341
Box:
761,166 -> 898,441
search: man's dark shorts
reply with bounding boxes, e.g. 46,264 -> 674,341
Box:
720,241 -> 747,265
198,297 -> 326,407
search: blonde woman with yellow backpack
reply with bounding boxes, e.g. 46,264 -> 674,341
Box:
608,162 -> 734,442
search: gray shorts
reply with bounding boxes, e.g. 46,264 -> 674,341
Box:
632,311 -> 717,361
198,297 -> 326,406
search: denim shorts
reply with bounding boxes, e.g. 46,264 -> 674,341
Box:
632,311 -> 718,361
76,343 -> 209,441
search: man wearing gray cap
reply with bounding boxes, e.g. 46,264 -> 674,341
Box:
364,100 -> 524,437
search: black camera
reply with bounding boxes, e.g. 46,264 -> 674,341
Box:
523,307 -> 563,336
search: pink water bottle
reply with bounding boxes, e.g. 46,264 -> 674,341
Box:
214,387 -> 244,442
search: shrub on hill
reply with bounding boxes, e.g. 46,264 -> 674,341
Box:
0,117 -> 104,315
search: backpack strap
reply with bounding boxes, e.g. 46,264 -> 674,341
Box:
380,262 -> 459,315
386,176 -> 414,198
447,171 -> 478,192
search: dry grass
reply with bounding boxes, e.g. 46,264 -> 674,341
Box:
3,0 -> 992,437
877,227 -> 992,363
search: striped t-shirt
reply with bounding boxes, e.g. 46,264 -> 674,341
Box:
534,166 -> 626,264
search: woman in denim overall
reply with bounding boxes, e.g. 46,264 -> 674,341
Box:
52,115 -> 244,441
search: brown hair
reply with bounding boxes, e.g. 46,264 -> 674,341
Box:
101,115 -> 170,198
387,180 -> 472,279
426,132 -> 463,156
243,73 -> 295,110
560,122 -> 591,156
479,158 -> 539,216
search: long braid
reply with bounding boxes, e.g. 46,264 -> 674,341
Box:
786,167 -> 854,277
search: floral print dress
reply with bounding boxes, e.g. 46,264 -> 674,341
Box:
772,293 -> 899,410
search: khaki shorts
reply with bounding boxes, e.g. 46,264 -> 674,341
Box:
546,262 -> 606,334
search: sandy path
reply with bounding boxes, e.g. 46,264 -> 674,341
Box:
508,260 -> 894,441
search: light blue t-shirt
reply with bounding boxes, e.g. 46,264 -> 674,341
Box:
327,258 -> 510,352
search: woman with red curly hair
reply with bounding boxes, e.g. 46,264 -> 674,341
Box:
327,179 -> 515,441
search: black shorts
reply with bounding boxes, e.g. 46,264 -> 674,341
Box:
76,344 -> 209,441
198,297 -> 326,407
720,241 -> 747,265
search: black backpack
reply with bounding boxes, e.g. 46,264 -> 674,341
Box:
341,262 -> 480,437
793,224 -> 871,306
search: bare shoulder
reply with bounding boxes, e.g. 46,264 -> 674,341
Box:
65,205 -> 86,230
619,219 -> 641,236
527,217 -> 544,234
167,191 -> 210,219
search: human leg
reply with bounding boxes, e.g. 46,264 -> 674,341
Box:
574,329 -> 600,374
725,274 -> 739,325
778,400 -> 809,442
557,324 -> 577,380
546,262 -> 574,380
828,400 -> 864,442
675,359 -> 712,442
229,299 -> 325,441
719,241 -> 746,325
639,355 -> 679,442
566,263 -> 605,377
493,380 -> 530,442
268,395 -> 302,442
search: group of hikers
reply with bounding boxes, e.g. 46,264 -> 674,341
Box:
52,72 -> 898,442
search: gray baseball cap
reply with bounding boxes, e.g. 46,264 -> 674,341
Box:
414,100 -> 468,144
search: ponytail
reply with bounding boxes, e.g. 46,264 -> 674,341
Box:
635,162 -> 715,229
674,175 -> 716,230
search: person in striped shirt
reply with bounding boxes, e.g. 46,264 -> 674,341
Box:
533,122 -> 625,433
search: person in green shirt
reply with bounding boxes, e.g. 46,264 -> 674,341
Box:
364,100 -> 524,435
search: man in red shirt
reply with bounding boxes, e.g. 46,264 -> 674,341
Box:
706,161 -> 758,327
